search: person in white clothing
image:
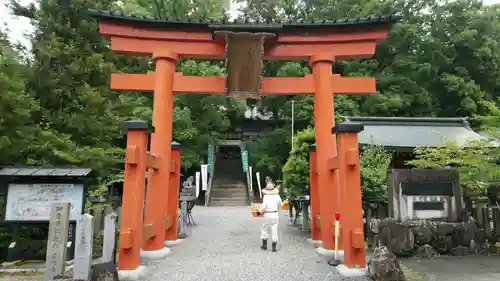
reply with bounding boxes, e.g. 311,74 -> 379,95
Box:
257,181 -> 283,252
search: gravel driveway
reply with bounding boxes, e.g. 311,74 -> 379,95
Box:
143,206 -> 370,281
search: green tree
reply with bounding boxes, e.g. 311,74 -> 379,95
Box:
359,144 -> 392,207
0,29 -> 40,165
8,0 -> 150,185
10,0 -> 238,177
408,99 -> 500,195
119,0 -> 230,20
282,128 -> 314,199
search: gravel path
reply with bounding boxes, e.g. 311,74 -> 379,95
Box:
143,206 -> 370,281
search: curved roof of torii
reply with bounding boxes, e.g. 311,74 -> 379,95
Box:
87,9 -> 400,32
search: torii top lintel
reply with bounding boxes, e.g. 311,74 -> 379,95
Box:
88,9 -> 399,61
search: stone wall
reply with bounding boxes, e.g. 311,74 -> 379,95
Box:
376,217 -> 485,258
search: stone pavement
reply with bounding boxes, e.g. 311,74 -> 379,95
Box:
143,206 -> 369,281
401,254 -> 500,281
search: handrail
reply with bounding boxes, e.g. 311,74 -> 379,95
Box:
204,146 -> 216,206
245,170 -> 254,204
241,147 -> 253,204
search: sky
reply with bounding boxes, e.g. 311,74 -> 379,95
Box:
1,0 -> 500,48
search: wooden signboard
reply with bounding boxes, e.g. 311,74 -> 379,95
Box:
5,183 -> 84,222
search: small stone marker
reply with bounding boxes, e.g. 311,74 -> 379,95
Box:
44,203 -> 71,281
90,262 -> 119,281
102,213 -> 117,263
92,206 -> 104,235
178,200 -> 188,239
74,214 -> 94,281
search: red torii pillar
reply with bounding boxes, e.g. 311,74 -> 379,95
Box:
165,141 -> 182,246
311,54 -> 338,255
331,122 -> 367,276
118,120 -> 149,279
139,51 -> 178,260
308,144 -> 321,244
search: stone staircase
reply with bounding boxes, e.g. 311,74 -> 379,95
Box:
209,156 -> 248,206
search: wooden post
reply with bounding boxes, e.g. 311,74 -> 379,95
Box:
73,214 -> 94,281
44,203 -> 71,281
165,141 -> 181,243
118,120 -> 149,271
332,122 -> 366,269
311,53 -> 338,251
309,144 -> 321,242
142,50 -> 178,254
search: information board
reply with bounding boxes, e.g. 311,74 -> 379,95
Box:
5,183 -> 84,221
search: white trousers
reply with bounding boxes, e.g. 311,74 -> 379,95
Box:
260,213 -> 279,242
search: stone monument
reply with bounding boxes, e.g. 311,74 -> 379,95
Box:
102,213 -> 118,263
44,203 -> 71,281
73,214 -> 94,281
388,169 -> 463,222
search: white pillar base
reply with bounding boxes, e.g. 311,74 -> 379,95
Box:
307,238 -> 322,247
139,247 -> 171,260
336,264 -> 368,278
316,247 -> 344,259
118,265 -> 148,281
164,239 -> 183,247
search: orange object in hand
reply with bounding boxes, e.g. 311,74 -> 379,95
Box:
280,200 -> 289,210
251,203 -> 263,217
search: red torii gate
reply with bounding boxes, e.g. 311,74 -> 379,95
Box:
90,9 -> 397,278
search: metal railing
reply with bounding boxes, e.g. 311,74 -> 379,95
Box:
246,168 -> 254,204
204,147 -> 216,207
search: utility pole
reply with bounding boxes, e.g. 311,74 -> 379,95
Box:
291,100 -> 295,151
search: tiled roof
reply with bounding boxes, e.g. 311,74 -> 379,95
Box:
0,167 -> 92,177
344,117 -> 486,150
88,9 -> 400,31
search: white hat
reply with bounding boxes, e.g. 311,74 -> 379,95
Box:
265,182 -> 276,190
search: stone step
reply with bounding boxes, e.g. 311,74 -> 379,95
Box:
212,182 -> 245,186
211,192 -> 247,196
214,171 -> 245,177
209,201 -> 248,207
213,177 -> 244,181
210,197 -> 247,201
212,185 -> 246,190
210,196 -> 247,201
211,186 -> 246,189
211,194 -> 247,199
211,188 -> 247,194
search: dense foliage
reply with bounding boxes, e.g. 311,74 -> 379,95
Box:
1,0 -> 499,196
282,128 -> 314,199
359,144 -> 392,207
408,99 -> 500,196
281,127 -> 392,205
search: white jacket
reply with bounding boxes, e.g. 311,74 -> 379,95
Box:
259,189 -> 283,214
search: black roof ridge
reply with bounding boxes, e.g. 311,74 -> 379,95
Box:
0,165 -> 92,169
344,116 -> 471,128
87,9 -> 400,29
0,167 -> 93,177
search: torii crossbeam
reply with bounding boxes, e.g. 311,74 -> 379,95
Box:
89,9 -> 398,278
